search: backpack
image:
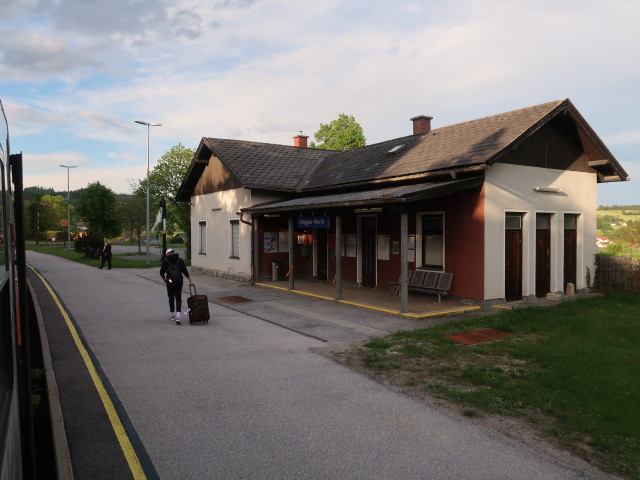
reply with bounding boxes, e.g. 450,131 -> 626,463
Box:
166,259 -> 183,284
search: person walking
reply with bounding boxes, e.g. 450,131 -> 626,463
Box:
160,248 -> 194,325
99,240 -> 112,270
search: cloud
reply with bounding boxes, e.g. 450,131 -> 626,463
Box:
22,150 -> 144,194
604,129 -> 640,148
0,30 -> 100,81
76,111 -> 137,137
3,102 -> 69,135
36,0 -> 169,37
4,0 -> 640,206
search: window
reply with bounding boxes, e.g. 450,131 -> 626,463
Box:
387,144 -> 405,154
199,221 -> 206,254
230,220 -> 239,258
422,213 -> 444,270
564,214 -> 577,230
506,213 -> 522,230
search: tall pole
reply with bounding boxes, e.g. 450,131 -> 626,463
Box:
135,120 -> 161,264
59,165 -> 76,249
146,125 -> 150,263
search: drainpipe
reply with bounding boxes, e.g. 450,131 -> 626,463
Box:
238,211 -> 255,284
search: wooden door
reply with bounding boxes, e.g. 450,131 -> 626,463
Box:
535,214 -> 551,298
362,217 -> 376,288
505,214 -> 523,301
564,215 -> 577,291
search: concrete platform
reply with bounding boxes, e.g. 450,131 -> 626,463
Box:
256,278 -> 482,318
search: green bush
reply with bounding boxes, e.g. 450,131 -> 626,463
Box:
74,234 -> 103,259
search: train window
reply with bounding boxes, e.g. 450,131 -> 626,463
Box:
0,162 -> 5,271
0,163 -> 9,441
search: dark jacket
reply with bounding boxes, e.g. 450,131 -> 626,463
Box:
160,254 -> 190,284
101,243 -> 112,259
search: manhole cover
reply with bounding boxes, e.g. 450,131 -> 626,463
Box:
446,328 -> 512,345
217,296 -> 253,304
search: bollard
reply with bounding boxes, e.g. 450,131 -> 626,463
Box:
566,282 -> 575,296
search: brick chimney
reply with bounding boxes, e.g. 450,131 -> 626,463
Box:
293,134 -> 308,148
410,115 -> 433,135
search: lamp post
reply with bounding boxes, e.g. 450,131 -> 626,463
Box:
134,120 -> 162,264
59,165 -> 76,249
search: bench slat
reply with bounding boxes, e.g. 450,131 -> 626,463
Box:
436,273 -> 453,291
410,270 -> 427,288
404,269 -> 454,302
423,271 -> 440,289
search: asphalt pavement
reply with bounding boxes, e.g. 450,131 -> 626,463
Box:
27,251 -> 621,480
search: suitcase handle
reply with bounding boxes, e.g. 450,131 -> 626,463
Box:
189,284 -> 197,296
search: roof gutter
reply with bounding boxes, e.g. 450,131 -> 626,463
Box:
242,176 -> 484,215
296,164 -> 487,194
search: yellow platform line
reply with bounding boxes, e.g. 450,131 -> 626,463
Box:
403,306 -> 482,319
493,305 -> 513,310
256,283 -> 481,318
29,266 -> 147,480
338,300 -> 399,315
256,282 -> 334,300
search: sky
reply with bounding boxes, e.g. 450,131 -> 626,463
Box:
1,0 -> 638,206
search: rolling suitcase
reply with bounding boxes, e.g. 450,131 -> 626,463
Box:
187,285 -> 210,325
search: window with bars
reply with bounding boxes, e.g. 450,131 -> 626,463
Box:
199,221 -> 206,254
230,220 -> 239,258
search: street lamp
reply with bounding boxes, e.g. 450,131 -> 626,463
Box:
134,120 -> 162,264
59,164 -> 76,249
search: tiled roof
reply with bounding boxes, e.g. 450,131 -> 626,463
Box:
202,138 -> 326,190
179,98 -> 628,199
299,100 -> 565,190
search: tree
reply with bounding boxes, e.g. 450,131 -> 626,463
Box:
77,182 -> 121,237
26,194 -> 51,243
25,194 -> 68,242
309,114 -> 366,151
610,220 -> 640,247
117,181 -> 146,252
135,143 -> 194,254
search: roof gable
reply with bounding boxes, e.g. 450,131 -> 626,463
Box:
202,137 -> 327,190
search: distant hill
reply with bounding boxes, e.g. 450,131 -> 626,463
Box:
23,185 -> 86,202
22,186 -> 131,203
598,205 -> 640,211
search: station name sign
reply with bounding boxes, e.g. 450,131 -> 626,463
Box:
296,216 -> 329,229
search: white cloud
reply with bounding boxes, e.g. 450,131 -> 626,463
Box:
3,102 -> 69,135
604,129 -> 640,147
22,151 -> 143,194
3,0 -> 640,206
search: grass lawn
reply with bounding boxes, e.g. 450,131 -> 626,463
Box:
25,242 -> 189,268
333,292 -> 640,480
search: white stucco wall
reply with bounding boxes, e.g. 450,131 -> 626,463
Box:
189,188 -> 281,281
484,163 -> 597,301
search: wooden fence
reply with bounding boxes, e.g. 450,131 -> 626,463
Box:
594,255 -> 640,294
